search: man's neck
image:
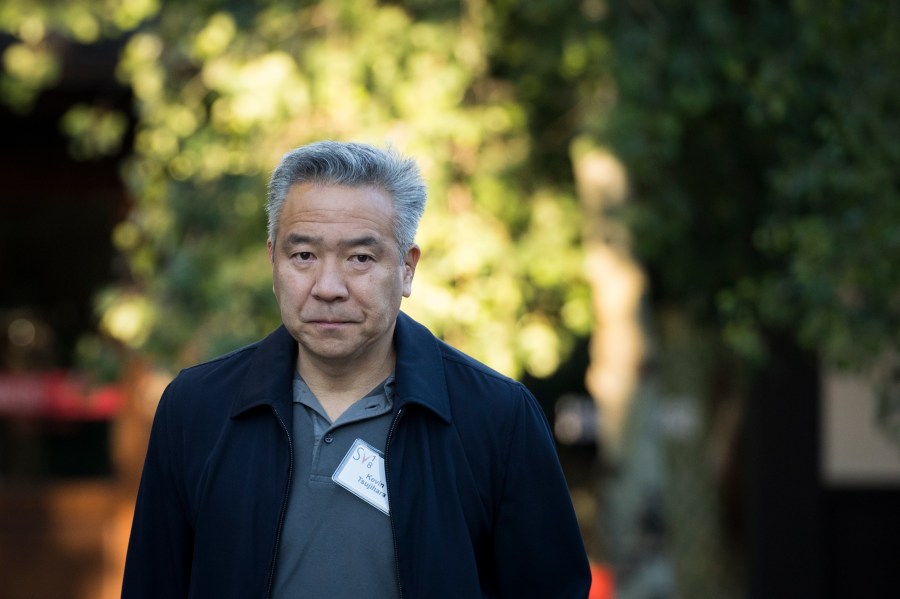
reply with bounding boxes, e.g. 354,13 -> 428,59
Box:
296,346 -> 396,422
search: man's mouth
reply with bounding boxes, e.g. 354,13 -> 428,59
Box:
305,318 -> 356,326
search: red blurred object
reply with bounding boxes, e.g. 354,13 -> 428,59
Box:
590,562 -> 615,599
0,370 -> 123,420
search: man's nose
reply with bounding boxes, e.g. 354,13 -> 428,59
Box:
311,260 -> 348,301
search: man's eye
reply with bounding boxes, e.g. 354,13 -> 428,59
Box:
294,252 -> 313,261
352,255 -> 372,264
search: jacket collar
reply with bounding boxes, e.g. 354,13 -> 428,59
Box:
230,325 -> 298,420
393,311 -> 452,423
230,311 -> 452,424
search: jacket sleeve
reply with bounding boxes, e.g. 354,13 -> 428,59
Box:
491,385 -> 592,598
122,381 -> 194,598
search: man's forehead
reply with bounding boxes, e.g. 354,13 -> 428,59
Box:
282,183 -> 393,215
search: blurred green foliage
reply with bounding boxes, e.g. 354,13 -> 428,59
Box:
598,0 -> 900,369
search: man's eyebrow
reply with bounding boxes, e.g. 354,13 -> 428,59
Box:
281,233 -> 384,249
339,235 -> 382,249
283,233 -> 321,247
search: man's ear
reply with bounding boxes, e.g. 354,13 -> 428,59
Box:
402,244 -> 421,298
267,240 -> 277,295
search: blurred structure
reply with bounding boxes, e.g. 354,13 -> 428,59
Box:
0,36 -> 139,598
572,140 -> 644,460
0,364 -> 160,599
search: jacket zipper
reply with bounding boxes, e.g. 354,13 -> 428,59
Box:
265,407 -> 294,599
385,405 -> 406,599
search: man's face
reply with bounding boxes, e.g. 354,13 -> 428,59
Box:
268,182 -> 419,370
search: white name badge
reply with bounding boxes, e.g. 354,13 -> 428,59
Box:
333,438 -> 390,515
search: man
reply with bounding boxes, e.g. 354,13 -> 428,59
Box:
122,141 -> 591,598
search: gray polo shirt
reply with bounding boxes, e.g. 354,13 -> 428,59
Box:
271,373 -> 400,598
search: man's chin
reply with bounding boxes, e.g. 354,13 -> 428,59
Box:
297,337 -> 357,362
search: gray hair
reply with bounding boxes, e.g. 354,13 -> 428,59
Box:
266,141 -> 427,258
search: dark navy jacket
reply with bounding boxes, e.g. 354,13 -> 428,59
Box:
122,312 -> 591,598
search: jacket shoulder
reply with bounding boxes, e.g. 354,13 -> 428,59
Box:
159,339 -> 263,421
436,339 -> 524,393
433,339 -> 538,432
173,340 -> 258,390
176,339 -> 261,382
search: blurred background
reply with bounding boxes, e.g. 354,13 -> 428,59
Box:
1,1 -> 898,597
